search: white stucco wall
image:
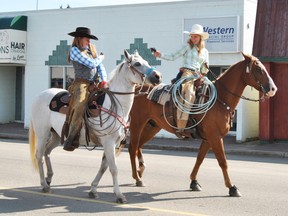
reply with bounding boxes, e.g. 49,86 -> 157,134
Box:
235,0 -> 259,142
0,0 -> 259,141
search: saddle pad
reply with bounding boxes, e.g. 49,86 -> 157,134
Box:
49,91 -> 70,112
147,84 -> 171,105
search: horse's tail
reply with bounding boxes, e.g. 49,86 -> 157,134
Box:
115,141 -> 126,156
29,121 -> 39,172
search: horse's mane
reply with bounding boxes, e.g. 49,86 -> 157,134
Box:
216,63 -> 237,80
109,61 -> 125,81
215,58 -> 247,81
216,54 -> 258,81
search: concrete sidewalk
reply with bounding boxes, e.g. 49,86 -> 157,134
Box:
0,122 -> 287,158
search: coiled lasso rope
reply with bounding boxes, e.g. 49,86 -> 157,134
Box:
163,75 -> 217,129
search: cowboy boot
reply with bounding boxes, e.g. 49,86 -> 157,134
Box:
63,125 -> 80,151
175,119 -> 187,139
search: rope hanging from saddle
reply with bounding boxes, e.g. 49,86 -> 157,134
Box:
83,88 -> 131,146
163,74 -> 217,130
172,75 -> 217,115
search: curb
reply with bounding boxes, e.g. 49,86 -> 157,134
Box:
144,143 -> 288,159
0,133 -> 28,141
1,133 -> 287,159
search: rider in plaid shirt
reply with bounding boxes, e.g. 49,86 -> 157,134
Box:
70,46 -> 107,82
63,27 -> 107,151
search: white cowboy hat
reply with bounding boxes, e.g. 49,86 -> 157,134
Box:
183,24 -> 209,40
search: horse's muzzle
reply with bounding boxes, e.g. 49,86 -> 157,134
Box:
149,70 -> 162,85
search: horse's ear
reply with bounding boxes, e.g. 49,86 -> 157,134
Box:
124,49 -> 131,61
241,52 -> 251,63
134,49 -> 139,55
241,52 -> 252,73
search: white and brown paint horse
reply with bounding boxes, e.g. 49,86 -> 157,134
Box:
29,50 -> 162,203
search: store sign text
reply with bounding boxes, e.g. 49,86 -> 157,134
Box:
0,29 -> 26,64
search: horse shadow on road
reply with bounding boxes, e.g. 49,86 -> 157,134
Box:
0,182 -> 228,214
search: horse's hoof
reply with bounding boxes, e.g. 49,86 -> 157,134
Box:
190,180 -> 202,191
229,185 -> 242,197
136,180 -> 145,187
42,187 -> 51,193
88,191 -> 99,199
116,196 -> 127,204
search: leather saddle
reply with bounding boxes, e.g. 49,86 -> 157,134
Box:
148,81 -> 208,139
49,90 -> 106,117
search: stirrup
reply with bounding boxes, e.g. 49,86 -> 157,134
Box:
175,129 -> 187,139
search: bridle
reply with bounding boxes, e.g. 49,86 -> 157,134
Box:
126,58 -> 155,82
109,58 -> 155,95
246,60 -> 267,100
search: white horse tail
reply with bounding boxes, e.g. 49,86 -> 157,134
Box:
29,121 -> 38,172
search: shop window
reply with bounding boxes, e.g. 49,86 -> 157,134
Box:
50,66 -> 74,89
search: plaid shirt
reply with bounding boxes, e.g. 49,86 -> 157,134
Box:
160,44 -> 209,74
70,46 -> 107,81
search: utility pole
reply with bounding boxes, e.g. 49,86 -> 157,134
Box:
36,0 -> 39,10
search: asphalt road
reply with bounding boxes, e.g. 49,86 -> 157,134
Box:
1,139 -> 287,216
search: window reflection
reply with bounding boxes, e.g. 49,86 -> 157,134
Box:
50,67 -> 74,89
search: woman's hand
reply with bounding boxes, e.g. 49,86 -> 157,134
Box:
154,51 -> 161,58
150,47 -> 161,58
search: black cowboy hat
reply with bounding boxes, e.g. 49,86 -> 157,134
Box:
68,27 -> 98,40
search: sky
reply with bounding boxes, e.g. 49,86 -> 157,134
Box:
0,0 -> 184,13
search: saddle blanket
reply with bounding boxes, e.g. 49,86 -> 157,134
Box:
147,84 -> 172,105
49,90 -> 106,115
49,91 -> 70,113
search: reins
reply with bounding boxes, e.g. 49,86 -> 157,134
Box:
206,61 -> 266,103
108,60 -> 154,95
83,57 -> 155,149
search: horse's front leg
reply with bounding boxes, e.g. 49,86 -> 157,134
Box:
137,148 -> 146,179
128,135 -> 142,185
89,146 -> 126,203
105,144 -> 127,203
211,138 -> 241,197
190,140 -> 211,191
89,153 -> 108,199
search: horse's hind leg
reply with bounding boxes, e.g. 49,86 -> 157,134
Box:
44,131 -> 60,186
35,131 -> 52,193
189,140 -> 211,191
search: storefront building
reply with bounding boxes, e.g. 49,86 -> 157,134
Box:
0,0 -> 263,142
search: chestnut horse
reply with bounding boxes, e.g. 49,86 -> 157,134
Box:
128,53 -> 277,197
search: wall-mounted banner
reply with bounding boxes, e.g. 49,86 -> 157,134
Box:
184,16 -> 240,53
0,16 -> 27,64
0,29 -> 26,64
